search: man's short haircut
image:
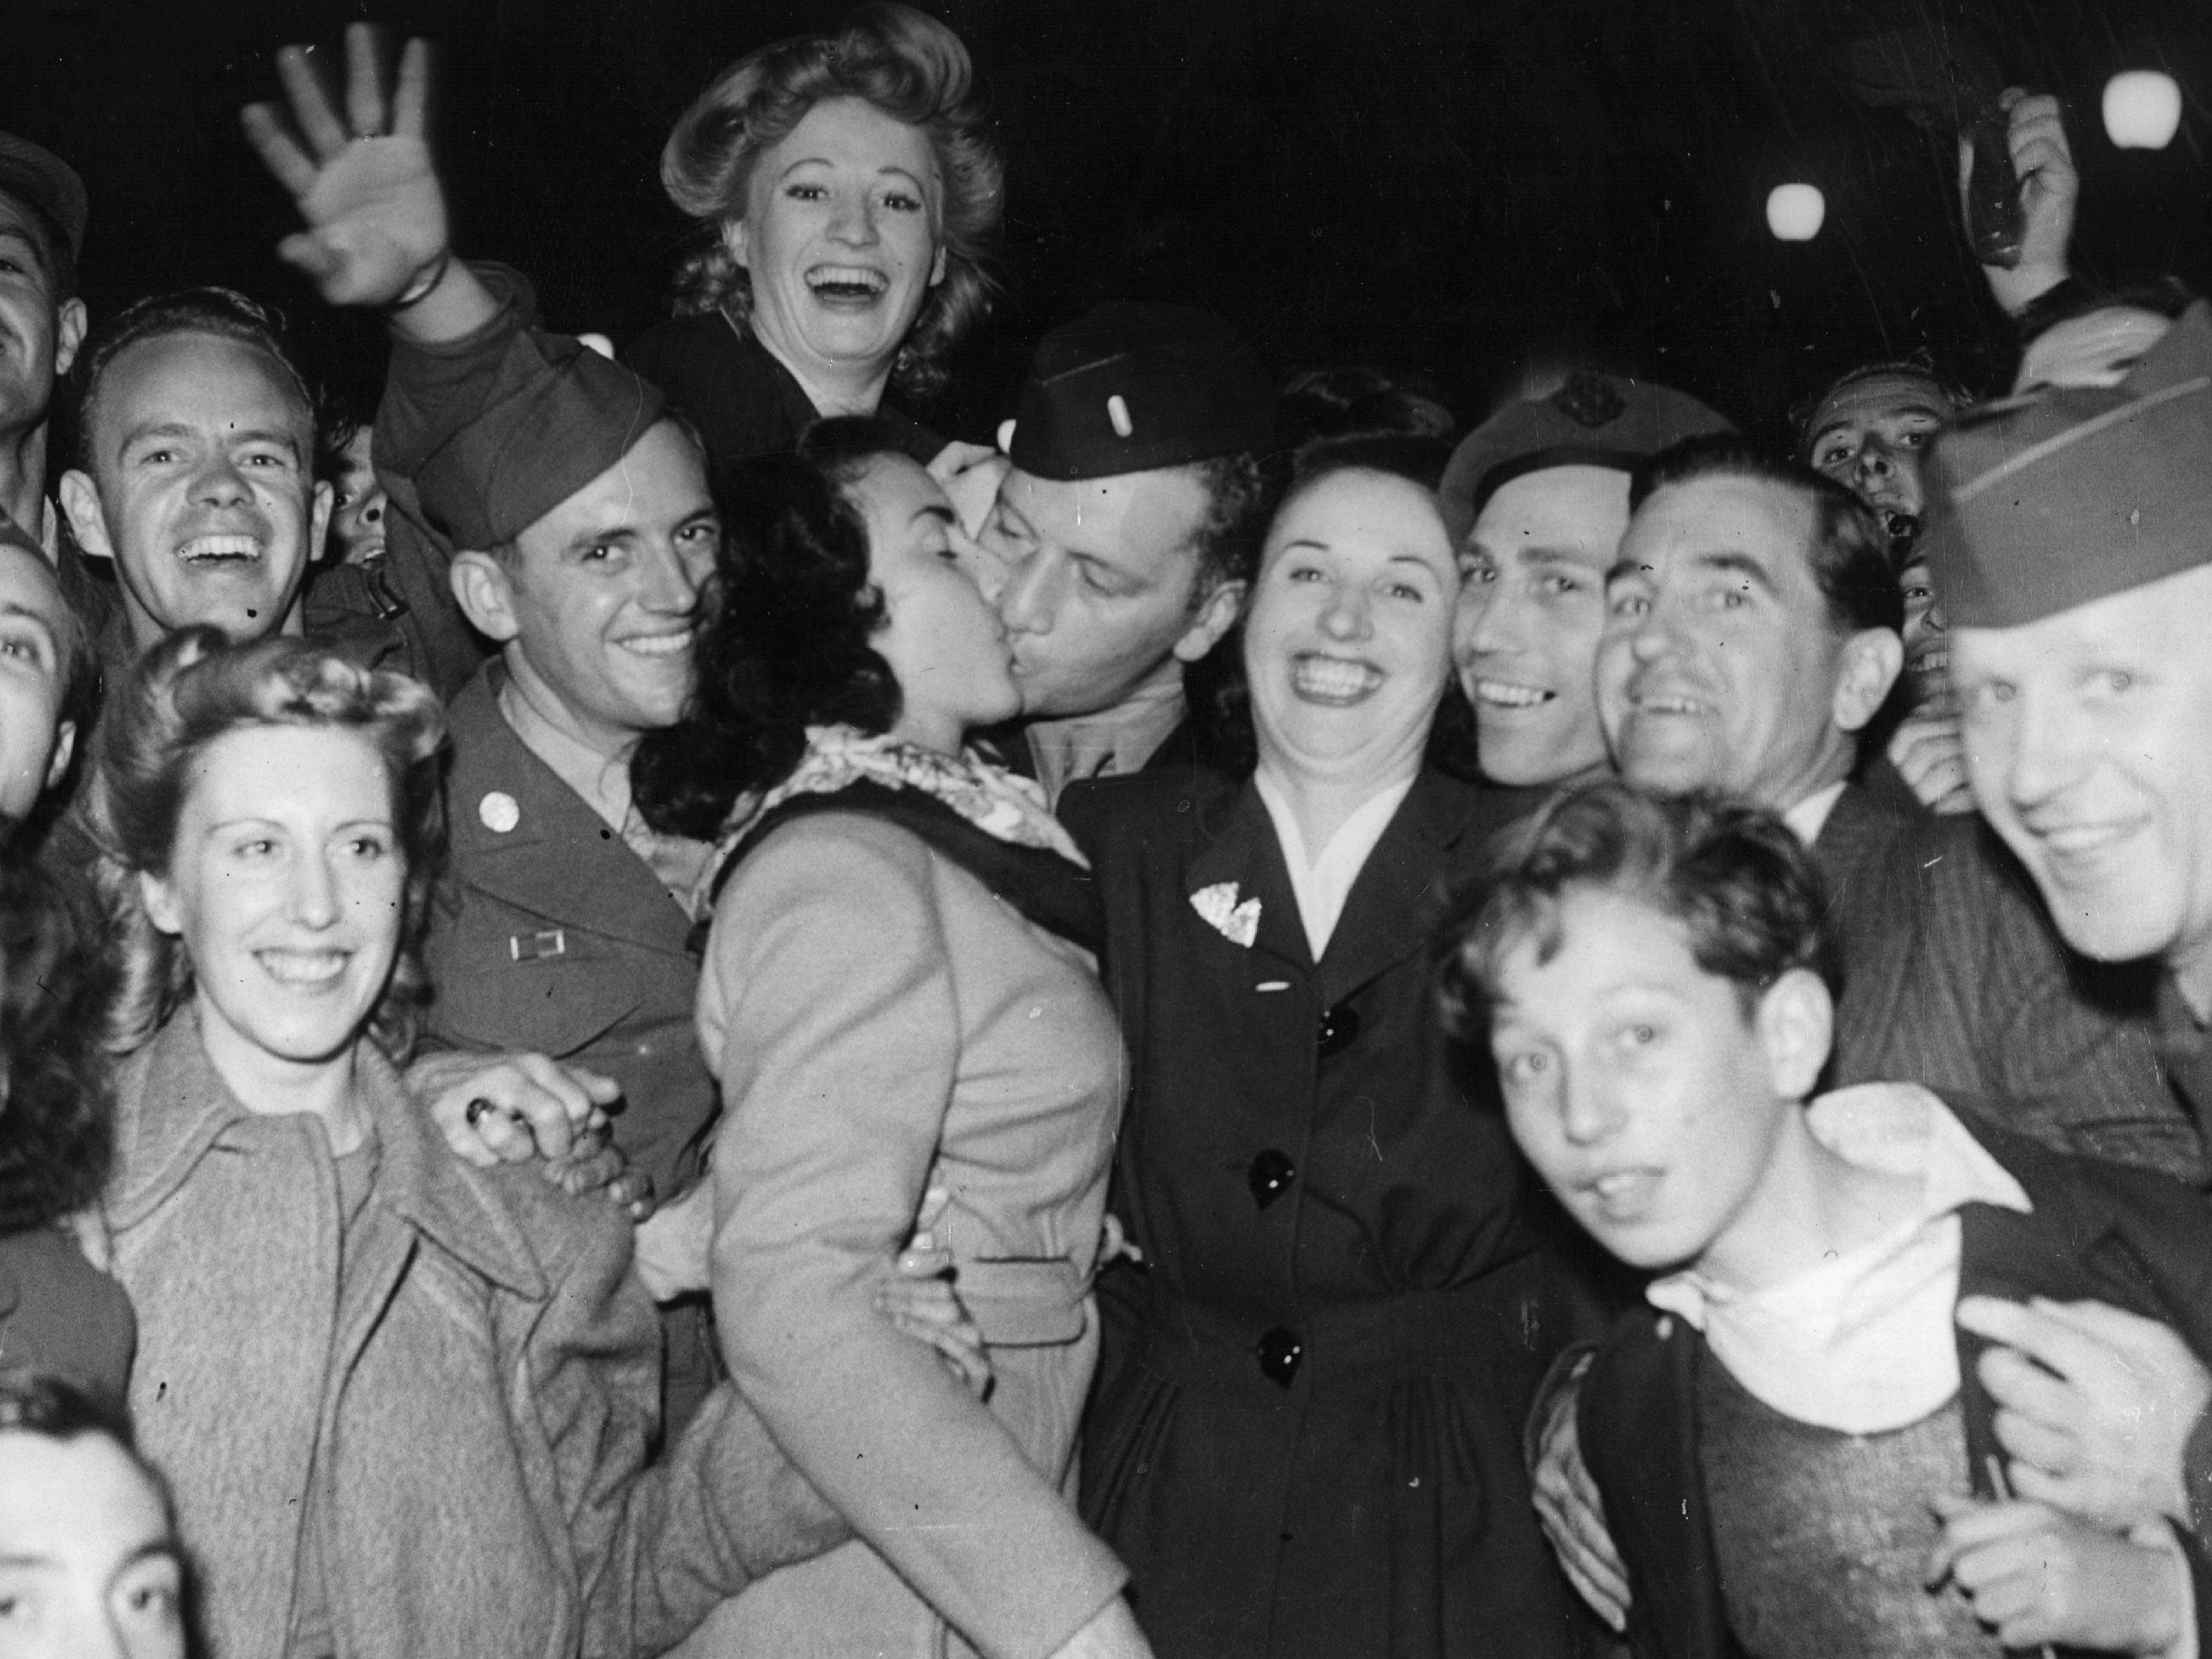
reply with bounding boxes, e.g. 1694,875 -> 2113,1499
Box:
71,288 -> 317,472
0,185 -> 76,306
1183,449 -> 1281,604
1437,780 -> 1835,1042
1789,358 -> 1966,459
1629,434 -> 1903,636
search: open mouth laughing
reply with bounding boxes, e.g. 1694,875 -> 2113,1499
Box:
806,265 -> 891,304
178,533 -> 263,566
1292,652 -> 1383,705
616,629 -> 692,662
1474,677 -> 1554,710
256,947 -> 350,988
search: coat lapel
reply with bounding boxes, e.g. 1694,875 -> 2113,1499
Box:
1184,779 -> 1313,974
445,666 -> 696,958
1314,772 -> 1482,1007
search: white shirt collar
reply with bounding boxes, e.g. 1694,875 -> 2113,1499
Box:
1782,779 -> 1849,846
1646,1083 -> 2029,1433
1253,769 -> 1416,962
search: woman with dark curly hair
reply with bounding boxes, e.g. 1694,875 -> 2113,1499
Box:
0,853 -> 132,1407
88,630 -> 855,1659
624,3 -> 1002,490
635,422 -> 1149,1659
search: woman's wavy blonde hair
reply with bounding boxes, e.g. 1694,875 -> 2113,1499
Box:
660,2 -> 1002,401
87,629 -> 448,1061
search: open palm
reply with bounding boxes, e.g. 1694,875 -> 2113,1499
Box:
243,27 -> 446,307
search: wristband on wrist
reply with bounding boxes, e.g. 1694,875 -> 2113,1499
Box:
391,250 -> 452,311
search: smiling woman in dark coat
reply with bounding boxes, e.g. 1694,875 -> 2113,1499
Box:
1065,434 -> 1583,1658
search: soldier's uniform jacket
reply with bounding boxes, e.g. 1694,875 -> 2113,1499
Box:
423,663 -> 714,1202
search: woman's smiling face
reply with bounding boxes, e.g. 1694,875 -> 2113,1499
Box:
1245,467 -> 1460,781
727,97 -> 947,385
140,723 -> 404,1069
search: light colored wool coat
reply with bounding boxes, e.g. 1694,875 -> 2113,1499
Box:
680,812 -> 1130,1659
107,1009 -> 839,1659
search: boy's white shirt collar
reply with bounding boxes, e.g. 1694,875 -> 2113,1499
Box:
1645,1083 -> 2029,1435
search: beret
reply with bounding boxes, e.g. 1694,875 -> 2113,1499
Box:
1439,370 -> 1733,549
0,133 -> 85,262
1923,301 -> 2212,630
414,329 -> 665,553
1007,303 -> 1274,481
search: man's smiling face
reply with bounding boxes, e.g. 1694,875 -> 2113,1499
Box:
1454,464 -> 1626,786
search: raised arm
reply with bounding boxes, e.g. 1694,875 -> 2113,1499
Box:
242,25 -> 497,343
1966,89 -> 2078,319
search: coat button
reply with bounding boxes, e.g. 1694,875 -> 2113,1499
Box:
1247,1149 -> 1296,1209
1316,1003 -> 1361,1058
1257,1327 -> 1304,1387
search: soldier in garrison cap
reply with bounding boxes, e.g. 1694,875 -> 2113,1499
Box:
1443,368 -> 1732,797
975,301 -> 1279,805
1738,297 -> 2212,1659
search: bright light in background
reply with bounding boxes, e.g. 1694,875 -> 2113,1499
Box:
1766,183 -> 1826,241
2104,71 -> 2183,150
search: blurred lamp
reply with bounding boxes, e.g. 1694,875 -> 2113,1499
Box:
2104,71 -> 2182,150
1767,183 -> 1826,241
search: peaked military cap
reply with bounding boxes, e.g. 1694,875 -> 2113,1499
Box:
1006,303 -> 1275,481
1923,300 -> 2212,629
1439,370 -> 1734,549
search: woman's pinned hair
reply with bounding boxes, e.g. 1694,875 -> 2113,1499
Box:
660,3 -> 1003,401
87,629 -> 446,1058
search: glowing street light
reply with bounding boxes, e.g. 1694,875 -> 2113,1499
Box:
1766,183 -> 1826,241
2104,71 -> 2183,150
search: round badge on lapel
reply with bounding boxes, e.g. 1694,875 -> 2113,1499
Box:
478,791 -> 522,834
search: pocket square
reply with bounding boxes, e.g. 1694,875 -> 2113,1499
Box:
1190,881 -> 1261,948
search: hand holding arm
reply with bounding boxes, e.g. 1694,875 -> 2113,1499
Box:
1929,1493 -> 2191,1656
1530,1356 -> 1631,1631
1958,1296 -> 2212,1531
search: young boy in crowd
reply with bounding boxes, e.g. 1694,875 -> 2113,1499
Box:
1439,780 -> 2209,1658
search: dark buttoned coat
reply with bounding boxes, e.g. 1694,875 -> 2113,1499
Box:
423,665 -> 714,1201
1812,783 -> 2204,1182
1579,1117 -> 2212,1659
1063,767 -> 1580,1659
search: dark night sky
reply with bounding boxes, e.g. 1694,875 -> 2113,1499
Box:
4,0 -> 2209,445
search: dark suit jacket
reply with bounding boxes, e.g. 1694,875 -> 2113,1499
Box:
1581,1116 -> 2212,1659
1062,767 -> 1580,1659
1814,783 -> 2204,1183
421,664 -> 713,1201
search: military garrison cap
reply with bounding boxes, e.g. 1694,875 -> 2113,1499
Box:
0,133 -> 85,259
1922,301 -> 2212,629
1005,303 -> 1274,481
1439,370 -> 1734,549
414,306 -> 666,553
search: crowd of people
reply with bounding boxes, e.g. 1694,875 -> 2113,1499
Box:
4,6 -> 2212,1658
